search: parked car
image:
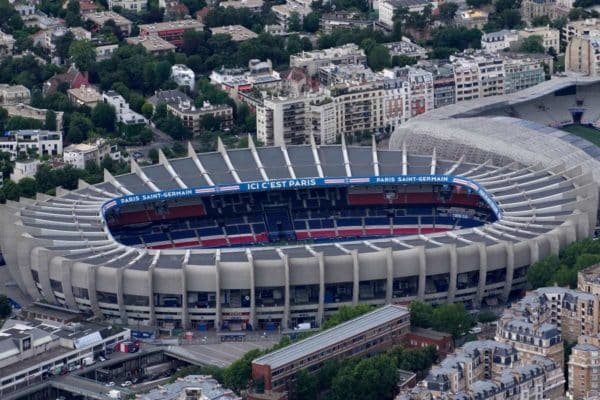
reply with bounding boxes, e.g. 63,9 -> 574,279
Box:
121,381 -> 132,387
106,381 -> 115,387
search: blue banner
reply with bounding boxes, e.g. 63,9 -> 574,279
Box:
102,175 -> 502,219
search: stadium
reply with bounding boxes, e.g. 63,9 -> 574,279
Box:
1,78 -> 599,333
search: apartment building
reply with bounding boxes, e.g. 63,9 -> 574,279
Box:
86,11 -> 133,36
148,90 -> 233,135
418,61 -> 456,108
521,0 -> 568,22
0,130 -> 62,160
290,44 -> 367,77
102,91 -> 147,125
384,38 -> 428,61
219,0 -> 264,12
10,159 -> 40,182
127,35 -> 176,56
68,85 -> 103,108
383,66 -> 434,117
569,336 -> 600,400
379,0 -> 438,29
257,95 -> 311,146
138,20 -> 204,46
563,18 -> 600,45
421,340 -> 564,400
565,35 -> 600,77
171,64 -> 195,90
211,25 -> 258,42
502,54 -> 546,94
63,139 -> 120,169
109,0 -> 147,12
319,11 -> 373,33
251,305 -> 410,393
0,84 -> 31,106
451,51 -> 505,101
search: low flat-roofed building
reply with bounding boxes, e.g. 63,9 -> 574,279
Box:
0,318 -> 130,395
4,103 -> 64,131
139,375 -> 240,400
19,302 -> 84,325
103,91 -> 147,125
220,0 -> 264,12
138,20 -> 204,46
0,84 -> 31,106
86,11 -> 133,36
64,139 -> 119,169
109,0 -> 147,12
10,159 -> 40,182
210,25 -> 258,41
127,35 -> 176,55
403,327 -> 455,358
319,11 -> 373,33
68,85 -> 103,107
252,305 -> 410,392
384,38 -> 428,60
0,129 -> 63,160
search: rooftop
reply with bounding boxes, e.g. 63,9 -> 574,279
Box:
86,11 -> 132,25
210,25 -> 258,41
139,375 -> 240,400
127,35 -> 176,51
139,20 -> 204,34
253,305 -> 409,369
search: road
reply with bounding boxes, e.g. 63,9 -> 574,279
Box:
170,339 -> 278,368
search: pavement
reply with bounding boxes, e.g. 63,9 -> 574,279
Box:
171,339 -> 279,368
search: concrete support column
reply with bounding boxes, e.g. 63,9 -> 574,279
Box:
447,245 -> 458,303
417,247 -> 426,300
249,256 -> 256,329
476,243 -> 488,307
19,241 -> 42,300
37,248 -> 57,304
529,239 -> 540,266
61,259 -> 79,310
181,259 -> 189,330
317,253 -> 325,326
502,241 -> 515,302
283,254 -> 290,330
148,265 -> 156,327
385,248 -> 393,304
87,265 -> 103,318
116,268 -> 127,324
352,250 -> 359,305
215,262 -> 222,331
548,231 -> 560,256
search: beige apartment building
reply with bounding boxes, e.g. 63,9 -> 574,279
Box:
565,35 -> 600,77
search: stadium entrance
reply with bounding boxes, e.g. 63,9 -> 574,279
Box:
105,184 -> 496,250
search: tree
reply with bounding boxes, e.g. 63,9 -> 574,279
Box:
0,294 -> 11,318
531,15 -> 551,26
18,177 -> 38,198
431,303 -> 475,338
148,148 -> 159,164
288,11 -> 302,32
322,304 -> 374,329
367,44 -> 391,71
520,35 -> 545,53
497,8 -> 523,28
45,110 -> 57,131
527,255 -> 562,288
303,11 -> 320,33
1,179 -> 20,201
67,113 -> 93,143
224,349 -> 262,393
294,369 -> 318,400
69,39 -> 96,72
54,31 -> 75,63
466,0 -> 492,7
141,102 -> 154,119
438,2 -> 459,24
91,103 -> 117,132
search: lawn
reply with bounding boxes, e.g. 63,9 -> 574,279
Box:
560,124 -> 600,147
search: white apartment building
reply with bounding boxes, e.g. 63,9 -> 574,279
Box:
481,29 -> 519,52
10,159 -> 40,182
108,0 -> 147,12
171,64 -> 195,91
63,139 -> 121,169
102,91 -> 147,125
379,0 -> 438,29
219,0 -> 264,12
0,130 -> 62,160
290,44 -> 367,76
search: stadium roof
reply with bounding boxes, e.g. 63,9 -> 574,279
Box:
252,304 -> 409,369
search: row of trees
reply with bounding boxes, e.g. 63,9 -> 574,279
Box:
409,301 -> 476,338
527,238 -> 600,289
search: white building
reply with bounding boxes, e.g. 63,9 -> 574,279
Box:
219,0 -> 264,12
102,91 -> 148,125
63,139 -> 120,169
171,64 -> 195,91
108,0 -> 147,12
10,159 -> 40,182
0,84 -> 31,106
481,29 -> 519,52
290,44 -> 367,76
0,130 -> 63,160
379,0 -> 438,29
0,30 -> 15,56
